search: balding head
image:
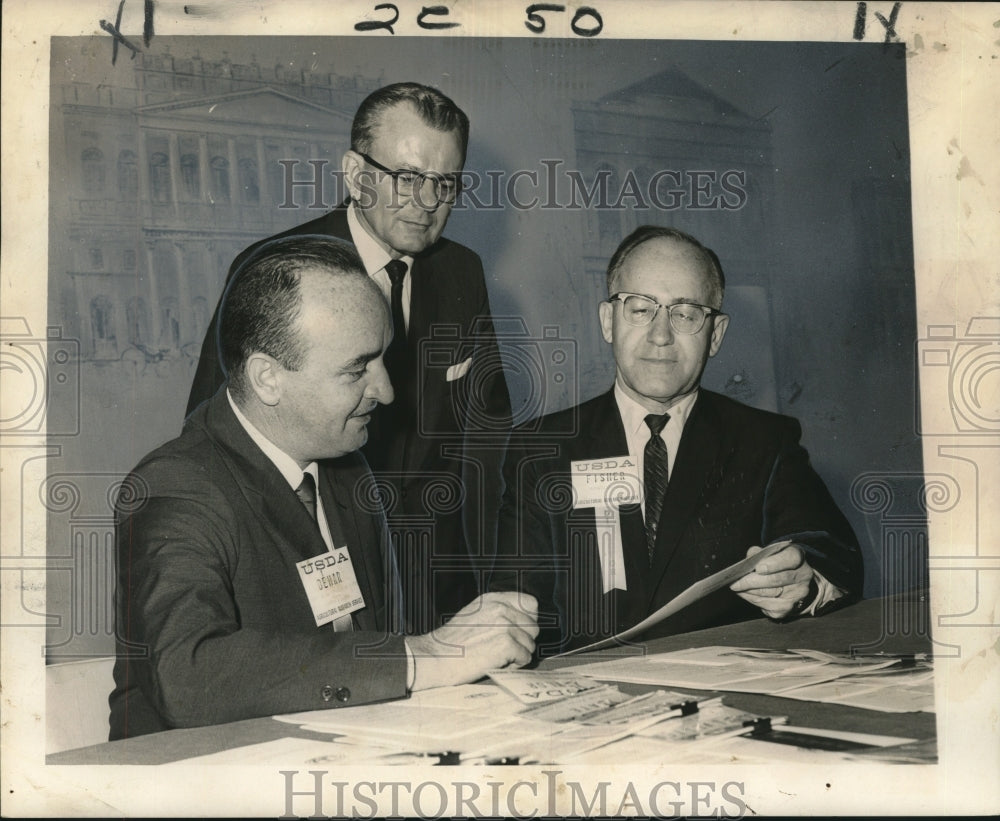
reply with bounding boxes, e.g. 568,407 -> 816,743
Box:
606,225 -> 725,310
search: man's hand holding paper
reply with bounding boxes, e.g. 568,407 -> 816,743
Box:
730,543 -> 818,620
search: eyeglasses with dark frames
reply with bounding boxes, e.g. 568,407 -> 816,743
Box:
609,292 -> 723,335
358,152 -> 462,206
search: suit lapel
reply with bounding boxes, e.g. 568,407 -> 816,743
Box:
204,392 -> 328,564
646,393 -> 727,601
580,390 -> 629,453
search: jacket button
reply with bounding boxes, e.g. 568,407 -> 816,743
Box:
335,687 -> 351,703
320,685 -> 334,702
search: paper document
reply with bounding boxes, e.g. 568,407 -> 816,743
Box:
515,684 -> 632,722
779,663 -> 934,712
487,670 -> 605,704
557,540 -> 788,656
568,645 -> 899,695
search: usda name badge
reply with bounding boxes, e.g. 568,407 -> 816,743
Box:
570,456 -> 642,509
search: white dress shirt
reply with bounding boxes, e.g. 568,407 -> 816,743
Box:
614,383 -> 698,518
347,203 -> 414,329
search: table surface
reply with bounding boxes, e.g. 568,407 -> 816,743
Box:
48,592 -> 936,765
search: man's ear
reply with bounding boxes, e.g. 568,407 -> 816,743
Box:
342,150 -> 366,204
599,300 -> 614,345
708,313 -> 730,358
245,352 -> 283,406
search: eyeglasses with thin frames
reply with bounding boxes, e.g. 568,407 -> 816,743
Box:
358,152 -> 462,206
609,292 -> 723,335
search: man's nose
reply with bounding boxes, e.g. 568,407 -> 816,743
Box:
647,307 -> 675,345
411,177 -> 443,212
368,358 -> 395,405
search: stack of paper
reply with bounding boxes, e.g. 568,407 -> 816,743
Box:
565,645 -> 925,706
270,674 -> 774,765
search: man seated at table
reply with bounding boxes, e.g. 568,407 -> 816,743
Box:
109,236 -> 537,740
490,225 -> 863,656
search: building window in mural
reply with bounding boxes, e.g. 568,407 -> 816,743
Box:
159,299 -> 181,350
238,157 -> 260,204
90,295 -> 117,359
127,297 -> 150,348
82,147 -> 105,194
117,150 -> 138,198
210,156 -> 230,203
149,152 -> 171,202
180,153 -> 200,198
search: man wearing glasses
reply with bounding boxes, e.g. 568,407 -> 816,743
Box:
186,83 -> 511,635
490,225 -> 863,656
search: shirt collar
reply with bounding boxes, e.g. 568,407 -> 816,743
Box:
347,202 -> 413,276
614,382 -> 699,441
227,389 -> 316,491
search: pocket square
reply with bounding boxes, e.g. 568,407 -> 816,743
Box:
446,357 -> 473,382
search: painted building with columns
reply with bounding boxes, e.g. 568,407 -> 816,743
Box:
49,50 -> 380,364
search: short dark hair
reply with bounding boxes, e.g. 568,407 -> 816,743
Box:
606,225 -> 726,308
219,235 -> 366,399
351,82 -> 470,164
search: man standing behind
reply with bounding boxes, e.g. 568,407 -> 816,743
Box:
110,237 -> 536,740
186,83 -> 512,634
491,226 -> 863,656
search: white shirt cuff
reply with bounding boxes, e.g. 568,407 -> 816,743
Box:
803,569 -> 845,615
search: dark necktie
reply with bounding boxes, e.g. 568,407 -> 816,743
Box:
643,413 -> 670,562
295,471 -> 354,632
295,472 -> 318,522
383,259 -> 409,391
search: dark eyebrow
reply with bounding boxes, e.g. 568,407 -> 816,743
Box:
341,349 -> 382,371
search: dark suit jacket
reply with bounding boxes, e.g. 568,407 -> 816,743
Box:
109,389 -> 408,740
186,205 -> 512,631
490,389 -> 863,656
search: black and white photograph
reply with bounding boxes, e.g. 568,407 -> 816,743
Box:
1,1 -> 997,817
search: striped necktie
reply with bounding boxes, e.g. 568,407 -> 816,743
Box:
643,413 -> 670,563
